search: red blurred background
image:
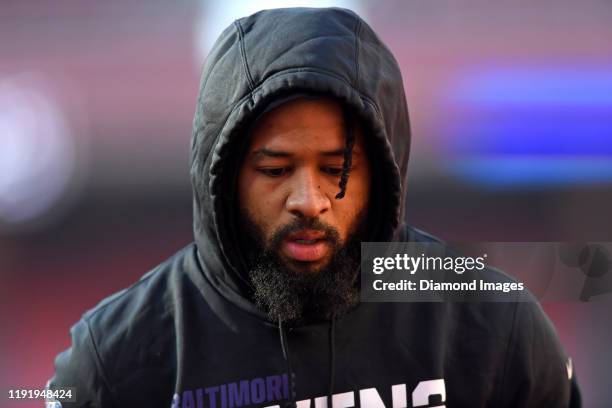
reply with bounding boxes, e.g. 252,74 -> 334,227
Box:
1,1 -> 611,407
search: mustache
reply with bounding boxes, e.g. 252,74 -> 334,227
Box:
268,217 -> 341,250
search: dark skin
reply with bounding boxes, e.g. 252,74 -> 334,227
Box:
238,98 -> 371,274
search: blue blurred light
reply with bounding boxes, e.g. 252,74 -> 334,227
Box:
453,157 -> 612,190
445,67 -> 612,188
451,113 -> 612,155
453,69 -> 612,107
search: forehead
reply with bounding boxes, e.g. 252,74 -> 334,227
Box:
247,97 -> 359,152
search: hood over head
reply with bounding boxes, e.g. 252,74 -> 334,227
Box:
189,7 -> 411,306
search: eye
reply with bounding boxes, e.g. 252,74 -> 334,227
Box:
322,166 -> 344,176
257,167 -> 291,177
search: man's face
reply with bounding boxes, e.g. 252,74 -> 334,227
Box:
236,97 -> 371,321
238,97 -> 371,274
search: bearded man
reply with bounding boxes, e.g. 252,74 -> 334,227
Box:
49,7 -> 580,408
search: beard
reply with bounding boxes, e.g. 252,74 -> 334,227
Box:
240,211 -> 366,323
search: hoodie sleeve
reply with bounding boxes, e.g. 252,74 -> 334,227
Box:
499,298 -> 581,407
47,318 -> 115,408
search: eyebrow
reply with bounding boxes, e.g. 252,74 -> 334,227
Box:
251,148 -> 292,160
250,147 -> 361,161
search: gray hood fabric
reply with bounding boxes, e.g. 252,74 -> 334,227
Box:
48,8 -> 581,408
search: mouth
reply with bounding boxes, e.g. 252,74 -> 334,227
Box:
281,230 -> 330,262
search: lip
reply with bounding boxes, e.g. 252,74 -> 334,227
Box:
286,229 -> 326,241
282,230 -> 329,262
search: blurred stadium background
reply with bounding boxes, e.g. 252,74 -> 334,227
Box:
1,1 -> 611,406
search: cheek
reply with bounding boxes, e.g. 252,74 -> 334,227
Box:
347,170 -> 371,210
336,171 -> 370,234
238,172 -> 281,237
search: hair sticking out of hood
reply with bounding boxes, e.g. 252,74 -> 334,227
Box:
335,105 -> 356,199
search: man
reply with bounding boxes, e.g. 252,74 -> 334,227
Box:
49,7 -> 581,407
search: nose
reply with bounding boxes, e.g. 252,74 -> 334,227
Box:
285,168 -> 331,218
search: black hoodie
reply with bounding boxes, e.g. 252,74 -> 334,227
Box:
49,7 -> 581,408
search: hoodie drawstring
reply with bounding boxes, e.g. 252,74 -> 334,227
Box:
328,314 -> 336,406
279,319 -> 297,408
279,316 -> 337,408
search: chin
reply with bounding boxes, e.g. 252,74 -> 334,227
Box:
283,257 -> 331,275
